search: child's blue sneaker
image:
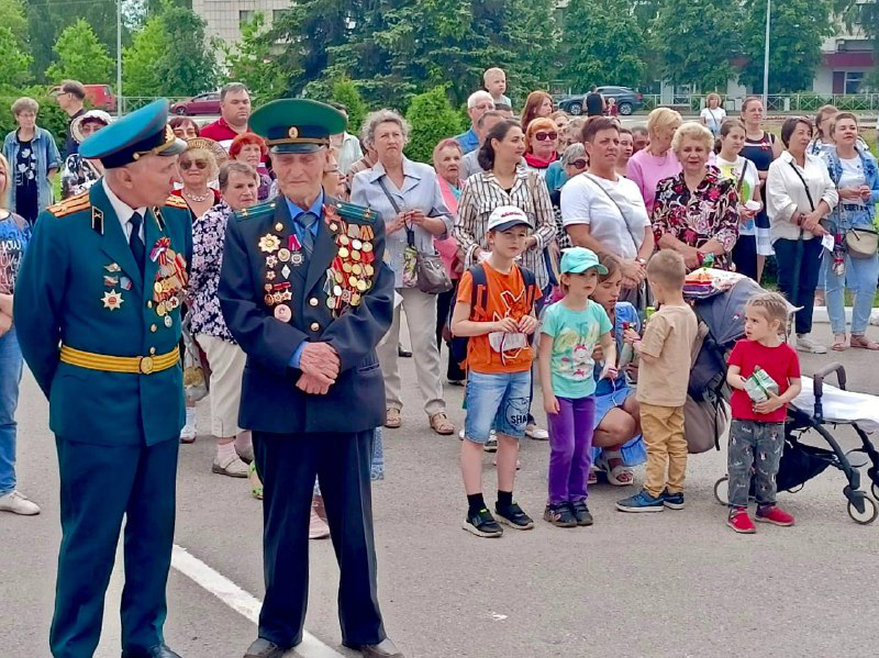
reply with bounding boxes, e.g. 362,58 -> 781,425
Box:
615,489 -> 664,513
661,488 -> 685,510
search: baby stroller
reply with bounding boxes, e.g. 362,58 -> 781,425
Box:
685,276 -> 879,525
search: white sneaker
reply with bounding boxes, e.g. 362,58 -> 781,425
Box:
0,490 -> 41,515
211,452 -> 249,478
797,334 -> 827,354
525,423 -> 549,440
180,407 -> 197,443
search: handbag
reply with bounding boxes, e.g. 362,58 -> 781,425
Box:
846,227 -> 879,258
378,177 -> 452,294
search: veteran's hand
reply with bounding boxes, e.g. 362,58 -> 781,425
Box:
299,342 -> 340,381
296,372 -> 332,395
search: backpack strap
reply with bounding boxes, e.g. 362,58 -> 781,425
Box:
519,265 -> 538,311
467,263 -> 488,319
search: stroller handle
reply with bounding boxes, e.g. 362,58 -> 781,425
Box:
812,362 -> 847,423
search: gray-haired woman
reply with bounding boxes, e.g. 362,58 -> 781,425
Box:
2,97 -> 61,224
350,109 -> 455,435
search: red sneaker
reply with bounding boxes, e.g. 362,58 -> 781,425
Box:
756,505 -> 795,526
727,508 -> 756,534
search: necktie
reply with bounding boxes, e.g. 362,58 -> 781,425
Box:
298,212 -> 317,256
129,211 -> 145,275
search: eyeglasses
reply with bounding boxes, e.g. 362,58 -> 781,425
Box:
534,131 -> 558,142
570,159 -> 588,169
180,160 -> 208,170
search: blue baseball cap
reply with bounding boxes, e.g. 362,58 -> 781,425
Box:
560,247 -> 608,275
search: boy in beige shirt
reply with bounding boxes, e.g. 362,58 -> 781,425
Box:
617,250 -> 697,512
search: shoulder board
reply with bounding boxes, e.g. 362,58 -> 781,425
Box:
47,192 -> 91,218
234,200 -> 277,222
163,195 -> 189,210
336,201 -> 376,224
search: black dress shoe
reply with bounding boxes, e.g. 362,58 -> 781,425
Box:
350,638 -> 404,658
121,645 -> 182,658
243,637 -> 288,658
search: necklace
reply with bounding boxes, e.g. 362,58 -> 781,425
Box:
184,189 -> 210,203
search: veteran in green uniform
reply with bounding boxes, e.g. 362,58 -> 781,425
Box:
14,100 -> 191,658
219,100 -> 403,658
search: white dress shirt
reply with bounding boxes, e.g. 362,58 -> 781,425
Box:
102,178 -> 147,241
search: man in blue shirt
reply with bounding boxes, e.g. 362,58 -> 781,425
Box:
218,99 -> 403,658
455,90 -> 495,155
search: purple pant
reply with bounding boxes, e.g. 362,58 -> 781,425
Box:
547,396 -> 596,505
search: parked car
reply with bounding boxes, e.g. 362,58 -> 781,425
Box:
50,83 -> 116,112
171,92 -> 221,116
558,86 -> 643,116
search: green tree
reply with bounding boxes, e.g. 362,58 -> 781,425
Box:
331,77 -> 367,133
653,0 -> 742,91
404,86 -> 463,163
739,0 -> 835,93
221,12 -> 288,104
46,19 -> 114,83
0,25 -> 32,89
124,2 -> 217,96
560,0 -> 644,90
0,0 -> 27,44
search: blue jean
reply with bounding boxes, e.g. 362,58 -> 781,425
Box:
824,252 -> 879,336
464,369 -> 531,444
0,328 -> 23,496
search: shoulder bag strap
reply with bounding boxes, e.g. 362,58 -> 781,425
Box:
583,173 -> 639,246
788,160 -> 816,212
377,176 -> 415,247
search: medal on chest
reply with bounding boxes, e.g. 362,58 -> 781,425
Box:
323,204 -> 376,317
150,236 -> 188,317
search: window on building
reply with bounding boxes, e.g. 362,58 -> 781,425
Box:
272,9 -> 290,24
239,10 -> 254,27
845,71 -> 864,94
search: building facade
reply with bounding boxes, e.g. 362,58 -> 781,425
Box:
193,0 -> 292,44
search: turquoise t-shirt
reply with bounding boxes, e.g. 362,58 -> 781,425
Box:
542,299 -> 612,399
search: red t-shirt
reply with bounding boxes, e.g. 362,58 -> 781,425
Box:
728,339 -> 801,423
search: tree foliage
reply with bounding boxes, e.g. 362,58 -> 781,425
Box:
220,12 -> 288,105
124,2 -> 217,97
560,0 -> 644,90
404,86 -> 463,164
331,78 -> 368,134
46,19 -> 114,84
653,0 -> 743,91
0,25 -> 32,90
739,0 -> 835,93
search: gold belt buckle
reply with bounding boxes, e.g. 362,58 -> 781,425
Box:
139,356 -> 155,374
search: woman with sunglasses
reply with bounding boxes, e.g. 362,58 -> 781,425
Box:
169,116 -> 200,141
546,142 -> 587,195
523,118 -> 559,182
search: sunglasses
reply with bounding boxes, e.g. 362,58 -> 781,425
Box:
570,159 -> 588,169
534,131 -> 558,142
180,160 -> 208,170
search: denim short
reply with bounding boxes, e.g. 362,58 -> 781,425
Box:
464,369 -> 531,444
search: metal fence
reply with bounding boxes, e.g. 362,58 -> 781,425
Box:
639,93 -> 879,114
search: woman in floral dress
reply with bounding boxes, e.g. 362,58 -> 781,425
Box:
652,122 -> 740,270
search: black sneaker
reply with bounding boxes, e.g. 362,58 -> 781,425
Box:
543,503 -> 577,528
495,501 -> 534,530
463,508 -> 503,538
571,500 -> 594,526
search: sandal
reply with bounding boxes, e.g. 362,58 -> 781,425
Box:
851,335 -> 879,351
597,451 -> 634,487
385,408 -> 402,429
831,334 -> 848,352
429,412 -> 455,435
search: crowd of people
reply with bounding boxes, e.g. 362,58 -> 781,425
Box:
0,70 -> 877,657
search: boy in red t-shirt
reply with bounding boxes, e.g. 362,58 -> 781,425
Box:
725,292 -> 802,534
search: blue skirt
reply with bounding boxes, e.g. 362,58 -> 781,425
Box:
591,380 -> 647,467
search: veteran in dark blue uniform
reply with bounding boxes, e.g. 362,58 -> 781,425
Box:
218,100 -> 403,658
14,100 -> 191,658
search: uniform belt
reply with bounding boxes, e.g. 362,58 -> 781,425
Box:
59,345 -> 179,375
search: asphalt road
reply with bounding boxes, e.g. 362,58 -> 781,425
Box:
2,321 -> 878,658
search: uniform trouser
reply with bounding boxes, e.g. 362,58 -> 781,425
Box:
254,430 -> 385,649
376,287 -> 445,415
51,437 -> 178,658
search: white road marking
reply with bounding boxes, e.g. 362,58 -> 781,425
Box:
171,544 -> 347,658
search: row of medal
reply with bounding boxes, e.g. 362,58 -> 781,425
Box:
260,221 -> 305,323
151,236 -> 188,325
323,208 -> 377,315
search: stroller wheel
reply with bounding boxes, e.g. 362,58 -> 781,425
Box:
713,476 -> 729,506
847,494 -> 878,525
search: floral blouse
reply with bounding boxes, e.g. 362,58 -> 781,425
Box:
61,154 -> 101,200
188,199 -> 235,342
651,168 -> 740,270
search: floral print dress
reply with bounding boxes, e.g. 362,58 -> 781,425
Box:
651,168 -> 740,270
188,199 -> 236,342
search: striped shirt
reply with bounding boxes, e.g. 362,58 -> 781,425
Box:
454,165 -> 557,290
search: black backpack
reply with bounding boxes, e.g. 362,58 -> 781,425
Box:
449,263 -> 538,368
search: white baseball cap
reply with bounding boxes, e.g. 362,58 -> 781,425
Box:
486,205 -> 533,233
